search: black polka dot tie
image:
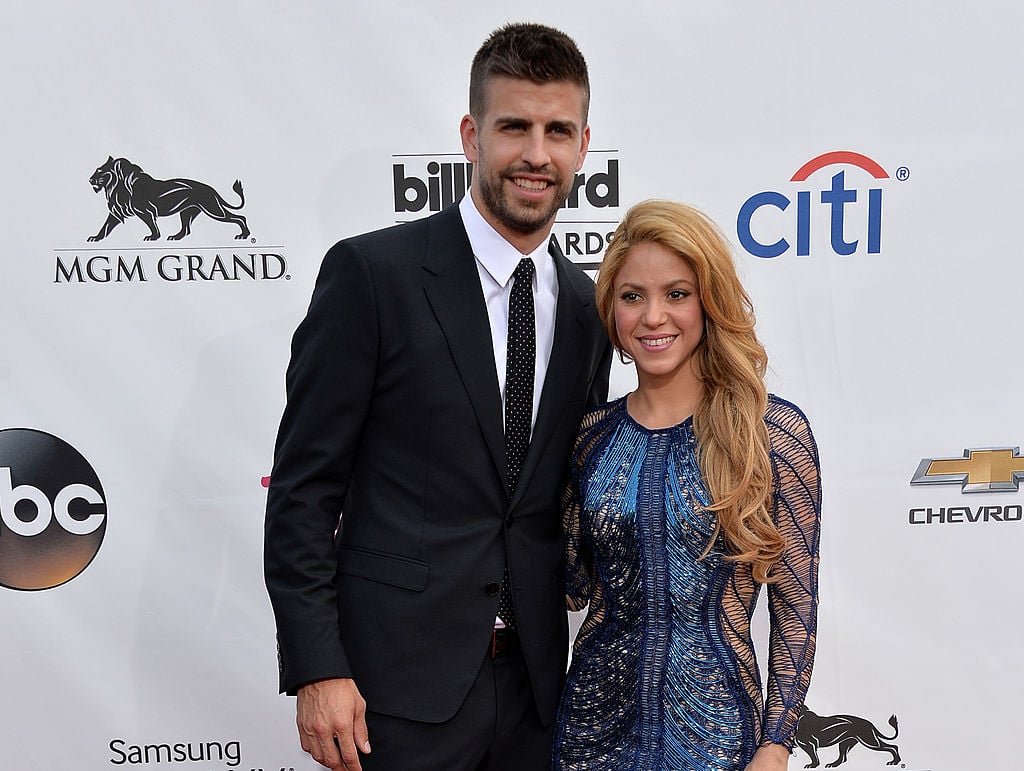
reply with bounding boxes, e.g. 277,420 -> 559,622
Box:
505,257 -> 535,491
496,563 -> 517,631
499,257 -> 535,630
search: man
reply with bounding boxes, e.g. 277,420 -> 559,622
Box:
265,23 -> 611,771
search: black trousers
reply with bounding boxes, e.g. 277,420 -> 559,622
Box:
360,645 -> 552,771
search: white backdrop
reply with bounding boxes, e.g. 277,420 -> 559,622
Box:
2,2 -> 1022,769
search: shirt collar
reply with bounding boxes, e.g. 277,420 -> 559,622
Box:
459,191 -> 553,287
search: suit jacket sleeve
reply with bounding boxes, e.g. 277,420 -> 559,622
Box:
264,240 -> 377,694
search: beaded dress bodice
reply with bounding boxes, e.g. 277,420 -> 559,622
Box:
553,395 -> 821,770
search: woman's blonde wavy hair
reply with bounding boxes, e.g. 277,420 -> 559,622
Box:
595,200 -> 784,582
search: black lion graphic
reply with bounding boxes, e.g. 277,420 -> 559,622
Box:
795,706 -> 901,768
87,156 -> 250,242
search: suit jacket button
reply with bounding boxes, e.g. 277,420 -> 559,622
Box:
485,582 -> 500,596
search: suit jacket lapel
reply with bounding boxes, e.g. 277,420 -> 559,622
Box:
422,208 -> 510,493
512,244 -> 591,505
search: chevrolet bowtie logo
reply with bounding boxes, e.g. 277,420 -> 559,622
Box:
911,447 -> 1024,493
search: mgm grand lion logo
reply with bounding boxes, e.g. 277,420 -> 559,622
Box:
795,707 -> 901,768
87,156 -> 249,242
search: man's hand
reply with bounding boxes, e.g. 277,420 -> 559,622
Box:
296,678 -> 371,770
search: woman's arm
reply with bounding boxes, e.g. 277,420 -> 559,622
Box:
762,397 -> 822,747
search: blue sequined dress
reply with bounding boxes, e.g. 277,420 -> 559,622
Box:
553,395 -> 821,770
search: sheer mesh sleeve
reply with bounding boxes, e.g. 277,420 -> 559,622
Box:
563,405 -> 612,612
563,458 -> 590,612
761,397 -> 822,747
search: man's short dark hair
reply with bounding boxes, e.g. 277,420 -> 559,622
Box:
469,23 -> 590,122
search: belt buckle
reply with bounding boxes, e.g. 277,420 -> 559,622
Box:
490,627 -> 516,658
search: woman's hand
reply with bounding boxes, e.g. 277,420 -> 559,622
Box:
744,742 -> 790,771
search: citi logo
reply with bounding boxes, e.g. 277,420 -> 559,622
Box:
737,151 -> 906,259
393,154 -> 619,216
0,429 -> 107,591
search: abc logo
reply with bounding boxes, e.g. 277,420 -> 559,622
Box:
0,428 -> 106,591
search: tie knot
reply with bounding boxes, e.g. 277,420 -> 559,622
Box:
514,257 -> 535,283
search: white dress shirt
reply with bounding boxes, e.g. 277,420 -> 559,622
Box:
459,192 -> 558,433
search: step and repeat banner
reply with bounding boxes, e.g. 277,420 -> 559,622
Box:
2,2 -> 1020,769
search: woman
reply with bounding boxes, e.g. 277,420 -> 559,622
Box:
553,201 -> 821,771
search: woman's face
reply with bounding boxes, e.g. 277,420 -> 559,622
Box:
613,241 -> 705,390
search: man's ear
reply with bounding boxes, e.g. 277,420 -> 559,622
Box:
460,114 -> 479,162
576,124 -> 591,172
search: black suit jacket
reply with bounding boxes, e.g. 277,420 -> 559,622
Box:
265,205 -> 611,724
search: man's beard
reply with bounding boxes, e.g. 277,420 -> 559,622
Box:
476,166 -> 570,235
